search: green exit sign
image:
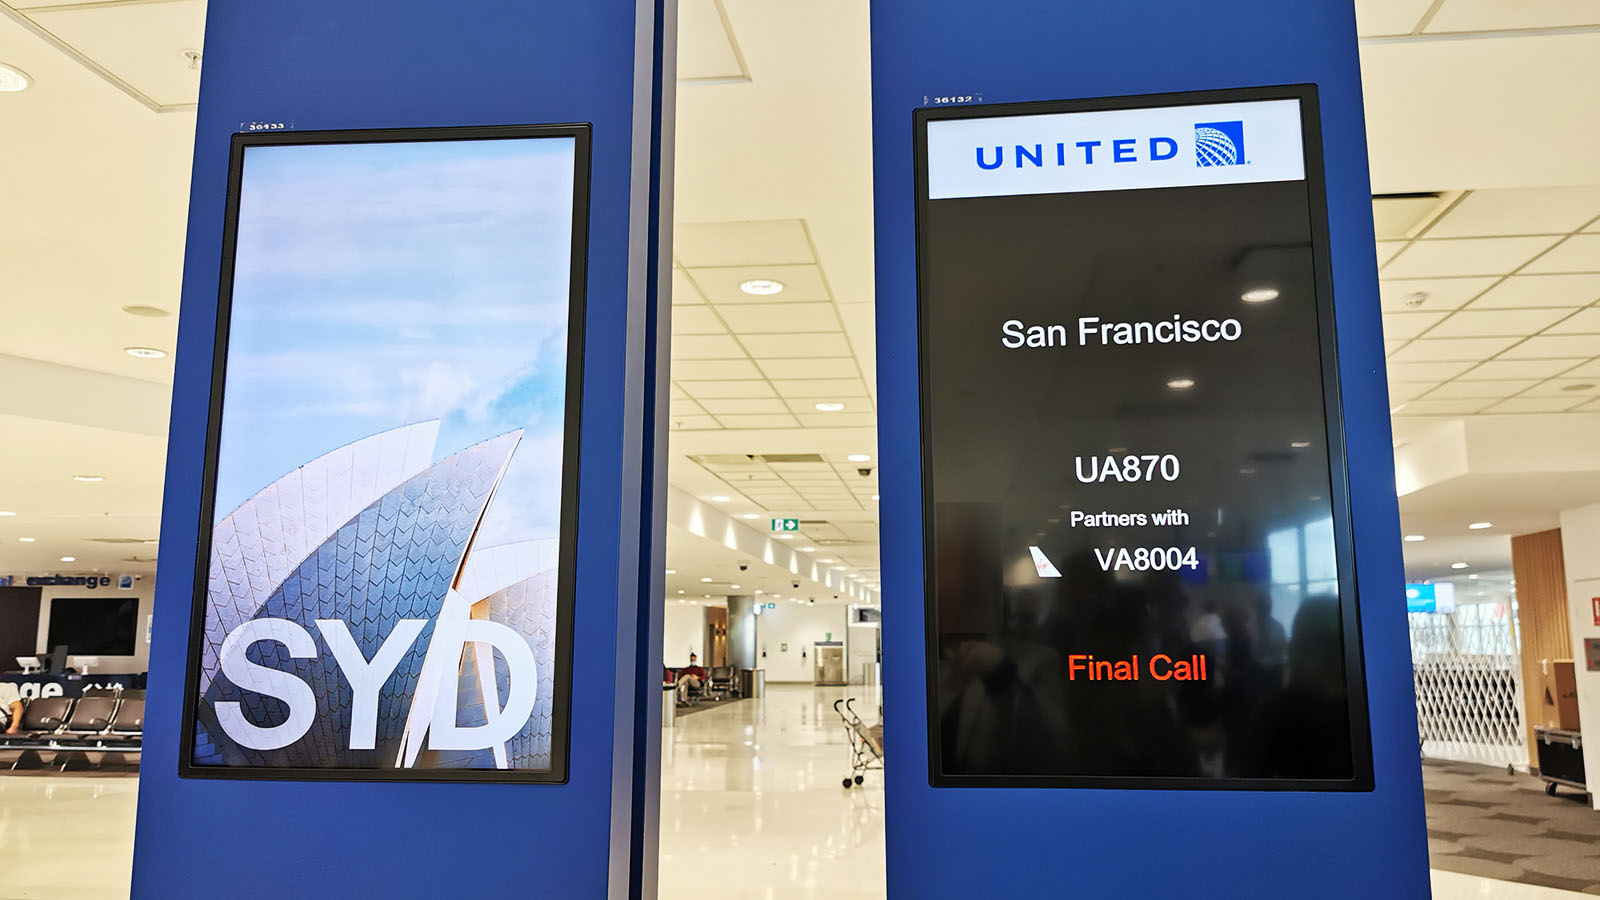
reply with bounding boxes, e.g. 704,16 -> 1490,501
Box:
770,517 -> 799,532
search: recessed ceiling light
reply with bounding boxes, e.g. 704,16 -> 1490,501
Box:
730,584 -> 741,590
1451,562 -> 1469,569
1241,287 -> 1279,303
1404,535 -> 1425,542
121,305 -> 170,318
832,565 -> 846,571
60,556 -> 75,563
1290,441 -> 1311,449
676,589 -> 684,594
742,513 -> 759,519
124,347 -> 167,359
801,547 -> 815,552
700,577 -> 712,583
820,558 -> 835,563
665,569 -> 676,574
73,475 -> 104,483
871,494 -> 880,501
0,62 -> 31,93
1166,377 -> 1195,390
1468,574 -> 1479,580
710,495 -> 730,502
19,537 -> 35,542
0,511 -> 14,517
738,278 -> 784,296
814,402 -> 845,412
776,534 -> 793,539
1468,522 -> 1492,530
703,594 -> 711,599
847,454 -> 872,462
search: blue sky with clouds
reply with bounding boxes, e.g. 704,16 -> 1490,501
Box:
215,136 -> 577,546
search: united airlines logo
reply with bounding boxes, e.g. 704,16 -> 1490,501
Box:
1194,120 -> 1245,167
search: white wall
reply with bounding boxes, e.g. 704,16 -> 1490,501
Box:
35,584 -> 154,675
1557,504 -> 1600,810
755,603 -> 849,683
663,603 -> 706,669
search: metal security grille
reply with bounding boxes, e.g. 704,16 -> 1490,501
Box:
1410,600 -> 1527,770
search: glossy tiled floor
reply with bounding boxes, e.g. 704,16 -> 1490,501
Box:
0,687 -> 1590,899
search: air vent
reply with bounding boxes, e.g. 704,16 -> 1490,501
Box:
760,453 -> 827,465
694,454 -> 763,468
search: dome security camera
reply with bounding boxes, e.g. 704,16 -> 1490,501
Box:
808,598 -> 815,605
738,563 -> 748,571
857,467 -> 872,478
792,582 -> 800,589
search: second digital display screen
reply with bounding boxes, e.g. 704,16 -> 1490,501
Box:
916,87 -> 1372,790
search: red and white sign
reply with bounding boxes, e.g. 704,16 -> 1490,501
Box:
1592,596 -> 1600,627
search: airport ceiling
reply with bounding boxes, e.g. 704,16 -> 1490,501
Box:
0,0 -> 1595,589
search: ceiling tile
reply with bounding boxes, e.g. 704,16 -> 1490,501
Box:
674,220 -> 813,267
771,378 -> 871,399
1387,382 -> 1437,402
26,1 -> 206,107
677,0 -> 744,81
1423,308 -> 1572,338
1554,358 -> 1600,378
1425,379 -> 1540,399
1383,236 -> 1562,278
1500,334 -> 1600,359
756,357 -> 861,380
692,265 -> 831,303
714,414 -> 804,429
698,398 -> 791,416
1425,0 -> 1600,33
671,268 -> 705,305
1381,312 -> 1448,339
1392,398 -> 1493,416
1376,241 -> 1408,267
1387,361 -> 1478,381
797,412 -> 878,428
669,383 -> 688,400
1425,187 -> 1600,238
1481,397 -> 1588,414
1520,378 -> 1600,399
1466,273 -> 1600,309
672,334 -> 746,359
681,380 -> 775,399
669,399 -> 707,416
1458,358 -> 1586,380
1385,340 -> 1407,356
740,332 -> 853,358
1522,235 -> 1600,274
1575,397 -> 1600,412
1389,337 -> 1519,362
1379,277 -> 1498,312
670,305 -> 727,335
671,358 -> 763,380
716,302 -> 840,333
669,415 -> 721,430
1542,308 -> 1600,334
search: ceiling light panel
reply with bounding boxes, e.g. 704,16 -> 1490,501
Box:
1382,236 -> 1562,279
1523,235 -> 1600,274
1466,273 -> 1600,309
673,220 -> 813,267
1425,187 -> 1600,238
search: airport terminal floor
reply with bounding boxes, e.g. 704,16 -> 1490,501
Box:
2,687 -> 1599,900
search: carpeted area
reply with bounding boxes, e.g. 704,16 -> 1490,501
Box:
1425,758 -> 1600,894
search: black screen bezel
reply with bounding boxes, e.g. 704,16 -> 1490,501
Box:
177,123 -> 591,785
912,84 -> 1375,791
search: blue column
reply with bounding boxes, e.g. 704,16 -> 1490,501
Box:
870,2 -> 1428,897
131,1 -> 672,896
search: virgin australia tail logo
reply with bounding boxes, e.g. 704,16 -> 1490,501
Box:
1194,120 -> 1245,167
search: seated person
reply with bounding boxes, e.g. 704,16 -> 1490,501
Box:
0,681 -> 22,735
676,653 -> 708,702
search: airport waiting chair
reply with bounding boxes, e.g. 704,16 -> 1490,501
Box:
708,666 -> 735,698
108,694 -> 145,735
63,692 -> 120,734
16,696 -> 73,735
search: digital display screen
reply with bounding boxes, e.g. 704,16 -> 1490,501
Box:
181,125 -> 588,782
48,597 -> 139,656
915,87 -> 1372,789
